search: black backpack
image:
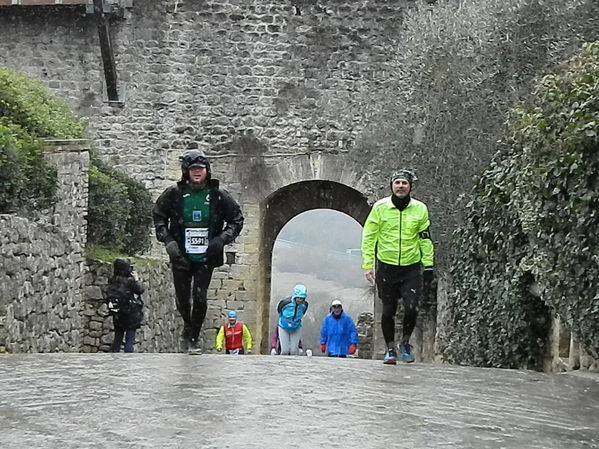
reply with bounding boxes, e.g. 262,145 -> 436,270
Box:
106,277 -> 143,316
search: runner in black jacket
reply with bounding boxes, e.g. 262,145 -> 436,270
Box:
153,150 -> 244,354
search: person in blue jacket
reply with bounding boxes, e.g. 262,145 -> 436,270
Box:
320,299 -> 358,358
276,284 -> 309,355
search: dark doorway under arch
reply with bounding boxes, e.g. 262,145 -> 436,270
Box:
257,180 -> 371,354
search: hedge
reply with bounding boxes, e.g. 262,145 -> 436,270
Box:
445,42 -> 599,369
87,156 -> 153,255
0,68 -> 153,255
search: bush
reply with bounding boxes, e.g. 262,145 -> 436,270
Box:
445,42 -> 599,368
0,123 -> 57,213
0,68 -> 85,139
0,68 -> 83,214
87,165 -> 131,248
0,68 -> 152,254
87,156 -> 153,255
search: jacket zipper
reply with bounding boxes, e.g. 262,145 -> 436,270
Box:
398,209 -> 402,265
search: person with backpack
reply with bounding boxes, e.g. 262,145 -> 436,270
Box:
106,258 -> 145,353
215,311 -> 253,354
276,284 -> 309,355
319,299 -> 358,358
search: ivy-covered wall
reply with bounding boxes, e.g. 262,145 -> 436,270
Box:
444,43 -> 599,371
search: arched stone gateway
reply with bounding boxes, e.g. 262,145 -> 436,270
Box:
192,135 -> 379,354
256,179 -> 371,354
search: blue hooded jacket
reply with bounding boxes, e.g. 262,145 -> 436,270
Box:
277,297 -> 308,331
320,311 -> 358,356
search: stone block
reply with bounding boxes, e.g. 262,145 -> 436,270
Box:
82,336 -> 97,346
85,286 -> 104,300
89,321 -> 103,331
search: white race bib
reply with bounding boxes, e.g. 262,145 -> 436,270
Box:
184,228 -> 208,254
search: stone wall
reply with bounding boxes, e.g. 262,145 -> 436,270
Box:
0,1 -> 411,188
0,1 -> 415,354
0,215 -> 85,352
82,259 -> 178,352
356,311 -> 374,359
43,140 -> 90,247
0,142 -> 89,352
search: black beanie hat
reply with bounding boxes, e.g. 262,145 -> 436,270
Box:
390,169 -> 417,188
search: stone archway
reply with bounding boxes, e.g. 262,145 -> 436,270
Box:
256,180 -> 371,354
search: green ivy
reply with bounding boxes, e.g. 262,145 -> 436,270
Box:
445,42 -> 599,368
0,123 -> 57,213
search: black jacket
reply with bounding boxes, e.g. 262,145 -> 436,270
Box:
153,178 -> 244,267
106,275 -> 145,330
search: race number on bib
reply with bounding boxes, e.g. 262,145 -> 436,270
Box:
184,228 -> 208,254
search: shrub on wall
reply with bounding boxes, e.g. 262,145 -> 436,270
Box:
0,68 -> 85,214
0,68 -> 152,254
87,164 -> 131,248
445,42 -> 599,368
0,68 -> 85,139
87,156 -> 153,255
0,121 -> 57,214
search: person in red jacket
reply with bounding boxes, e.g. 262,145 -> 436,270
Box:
215,311 -> 253,354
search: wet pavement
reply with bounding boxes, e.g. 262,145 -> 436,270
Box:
0,354 -> 598,449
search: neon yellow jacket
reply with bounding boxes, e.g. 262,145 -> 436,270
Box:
215,322 -> 253,351
361,196 -> 434,270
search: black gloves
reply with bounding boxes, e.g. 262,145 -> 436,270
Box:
165,241 -> 189,269
423,267 -> 435,283
206,236 -> 224,259
166,237 -> 225,267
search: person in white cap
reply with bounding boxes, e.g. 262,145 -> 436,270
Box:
319,299 -> 358,357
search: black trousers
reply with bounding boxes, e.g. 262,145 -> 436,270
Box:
376,261 -> 422,347
172,263 -> 214,342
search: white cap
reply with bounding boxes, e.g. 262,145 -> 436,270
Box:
331,299 -> 342,307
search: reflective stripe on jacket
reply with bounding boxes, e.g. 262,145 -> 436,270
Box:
361,196 -> 434,270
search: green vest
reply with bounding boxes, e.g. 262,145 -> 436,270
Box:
182,187 -> 210,263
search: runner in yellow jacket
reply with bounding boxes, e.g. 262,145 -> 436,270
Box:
215,311 -> 253,354
361,169 -> 435,365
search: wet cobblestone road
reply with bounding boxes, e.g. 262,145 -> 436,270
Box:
0,354 -> 598,448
